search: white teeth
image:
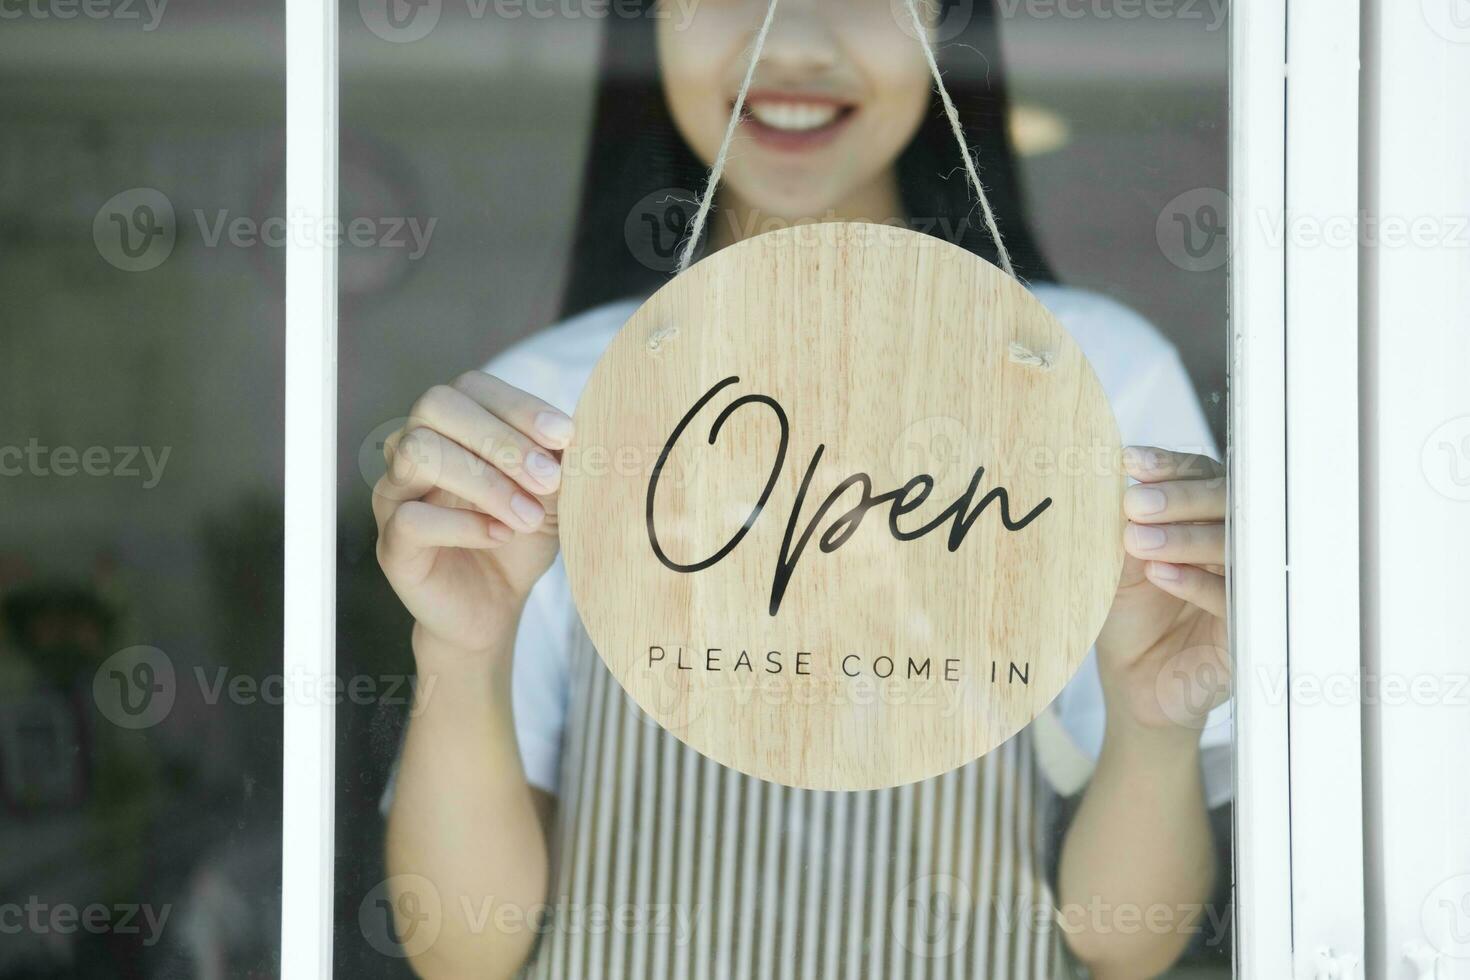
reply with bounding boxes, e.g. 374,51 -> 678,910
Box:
746,101 -> 841,132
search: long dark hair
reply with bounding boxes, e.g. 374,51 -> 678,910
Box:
560,0 -> 1052,319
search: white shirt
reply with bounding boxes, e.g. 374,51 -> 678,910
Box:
487,286 -> 1232,807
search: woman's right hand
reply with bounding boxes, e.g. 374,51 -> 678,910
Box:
372,371 -> 574,658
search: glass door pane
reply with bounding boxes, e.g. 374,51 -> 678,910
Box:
337,2 -> 1237,976
0,3 -> 286,977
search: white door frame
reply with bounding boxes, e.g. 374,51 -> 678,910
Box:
1284,0 -> 1368,974
1232,0 -> 1368,974
281,0 -> 339,976
1228,0 -> 1294,971
1361,0 -> 1470,976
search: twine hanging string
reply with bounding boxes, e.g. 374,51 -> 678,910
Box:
674,0 -> 785,274
899,0 -> 1015,278
674,0 -> 1016,279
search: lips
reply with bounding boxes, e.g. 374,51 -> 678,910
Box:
736,92 -> 857,151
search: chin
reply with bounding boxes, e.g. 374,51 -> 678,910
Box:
724,175 -> 855,227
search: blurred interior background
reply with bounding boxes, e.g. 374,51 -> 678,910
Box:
0,0 -> 1225,975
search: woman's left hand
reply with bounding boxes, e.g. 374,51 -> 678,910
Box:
1094,446 -> 1231,736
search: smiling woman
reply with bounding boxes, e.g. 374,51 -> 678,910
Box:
657,0 -> 932,226
560,0 -> 1051,316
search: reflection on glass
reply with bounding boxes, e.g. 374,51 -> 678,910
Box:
0,3 -> 284,977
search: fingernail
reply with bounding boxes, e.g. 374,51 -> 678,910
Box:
535,411 -> 574,447
1148,561 -> 1181,582
1128,524 -> 1168,551
525,450 -> 560,485
1126,486 -> 1168,516
510,492 -> 544,527
487,522 -> 514,544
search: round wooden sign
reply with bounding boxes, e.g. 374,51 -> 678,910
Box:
560,223 -> 1123,791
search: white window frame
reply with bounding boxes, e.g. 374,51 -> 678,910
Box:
1361,0 -> 1470,976
282,0 -> 338,976
274,0 -> 1405,975
1227,0 -> 1294,971
1282,0 -> 1369,973
1233,0 -> 1369,974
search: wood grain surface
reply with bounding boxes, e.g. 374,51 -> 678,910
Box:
560,222 -> 1123,791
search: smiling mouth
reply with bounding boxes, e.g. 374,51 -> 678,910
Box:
736,93 -> 857,151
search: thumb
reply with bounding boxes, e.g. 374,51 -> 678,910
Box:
1095,550 -> 1172,662
1117,549 -> 1149,590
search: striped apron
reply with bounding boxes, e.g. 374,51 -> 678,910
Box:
521,619 -> 1074,979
